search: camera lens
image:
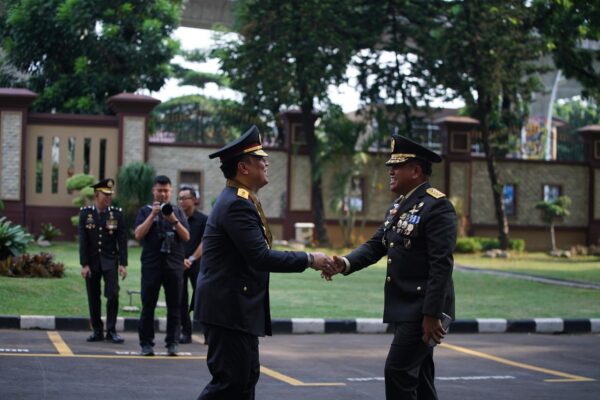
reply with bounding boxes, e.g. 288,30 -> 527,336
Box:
160,203 -> 173,216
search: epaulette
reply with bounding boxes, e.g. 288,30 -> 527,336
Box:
109,206 -> 122,212
80,205 -> 91,211
237,188 -> 249,199
426,188 -> 446,199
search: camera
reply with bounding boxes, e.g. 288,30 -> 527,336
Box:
160,202 -> 173,216
159,231 -> 175,254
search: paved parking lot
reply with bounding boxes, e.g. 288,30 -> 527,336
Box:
1,329 -> 599,399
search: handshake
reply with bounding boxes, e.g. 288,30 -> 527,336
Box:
307,253 -> 347,281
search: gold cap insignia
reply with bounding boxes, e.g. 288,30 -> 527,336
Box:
390,138 -> 395,153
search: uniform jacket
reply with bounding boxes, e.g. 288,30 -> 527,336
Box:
78,205 -> 127,269
194,186 -> 308,337
345,182 -> 456,322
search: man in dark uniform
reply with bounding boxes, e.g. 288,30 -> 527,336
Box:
177,186 -> 207,344
79,178 -> 128,344
194,125 -> 336,400
331,135 -> 457,400
134,175 -> 190,357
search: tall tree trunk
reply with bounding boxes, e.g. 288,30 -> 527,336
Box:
478,96 -> 510,250
301,103 -> 330,246
550,221 -> 556,252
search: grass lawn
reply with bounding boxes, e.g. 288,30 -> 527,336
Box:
455,252 -> 600,284
0,242 -> 167,318
1,242 -> 599,319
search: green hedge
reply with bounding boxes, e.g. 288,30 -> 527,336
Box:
455,237 -> 525,253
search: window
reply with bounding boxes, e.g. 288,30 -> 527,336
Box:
502,184 -> 516,216
543,184 -> 561,203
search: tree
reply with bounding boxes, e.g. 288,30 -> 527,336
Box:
318,105 -> 367,247
214,0 -> 380,245
115,162 -> 155,238
353,1 -> 444,140
554,98 -> 598,161
535,0 -> 600,101
1,0 -> 181,113
410,1 -> 548,249
535,195 -> 571,252
151,95 -> 255,144
66,173 -> 96,226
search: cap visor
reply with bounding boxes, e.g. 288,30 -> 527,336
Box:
385,157 -> 409,166
97,189 -> 113,194
250,149 -> 268,157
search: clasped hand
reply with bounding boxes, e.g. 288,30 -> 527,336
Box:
308,253 -> 346,281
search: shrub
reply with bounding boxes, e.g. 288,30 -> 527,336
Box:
478,237 -> 500,250
455,236 -> 525,253
0,252 -> 64,278
0,217 -> 33,260
39,223 -> 63,242
455,237 -> 482,253
509,238 -> 526,252
66,173 -> 96,226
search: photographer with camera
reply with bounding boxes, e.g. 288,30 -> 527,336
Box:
134,175 -> 190,356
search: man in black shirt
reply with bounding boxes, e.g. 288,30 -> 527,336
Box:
177,186 -> 208,344
134,175 -> 190,356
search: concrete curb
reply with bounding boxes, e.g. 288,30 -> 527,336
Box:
1,315 -> 599,334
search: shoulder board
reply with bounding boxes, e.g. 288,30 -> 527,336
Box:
426,188 -> 446,199
237,188 -> 249,199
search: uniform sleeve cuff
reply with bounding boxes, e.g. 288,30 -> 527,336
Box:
342,257 -> 350,274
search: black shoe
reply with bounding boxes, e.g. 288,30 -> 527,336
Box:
178,334 -> 192,344
167,343 -> 178,356
140,345 -> 154,356
86,332 -> 104,342
106,331 -> 124,344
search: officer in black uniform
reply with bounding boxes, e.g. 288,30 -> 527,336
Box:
79,178 -> 128,344
331,135 -> 457,400
194,125 -> 336,400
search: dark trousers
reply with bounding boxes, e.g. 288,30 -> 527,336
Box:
198,324 -> 260,400
138,261 -> 183,347
85,262 -> 119,333
385,322 -> 438,400
180,263 -> 200,336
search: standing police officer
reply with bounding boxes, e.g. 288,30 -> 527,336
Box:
332,135 -> 457,400
79,178 -> 128,344
194,125 -> 336,400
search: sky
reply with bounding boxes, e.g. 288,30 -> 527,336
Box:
150,27 -> 369,113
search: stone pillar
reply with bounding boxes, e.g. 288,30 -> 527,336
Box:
0,88 -> 37,225
107,93 -> 160,166
435,116 -> 479,236
578,125 -> 600,245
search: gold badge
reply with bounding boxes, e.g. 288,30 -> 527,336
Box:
237,188 -> 249,199
107,180 -> 113,188
426,188 -> 446,199
390,137 -> 395,153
